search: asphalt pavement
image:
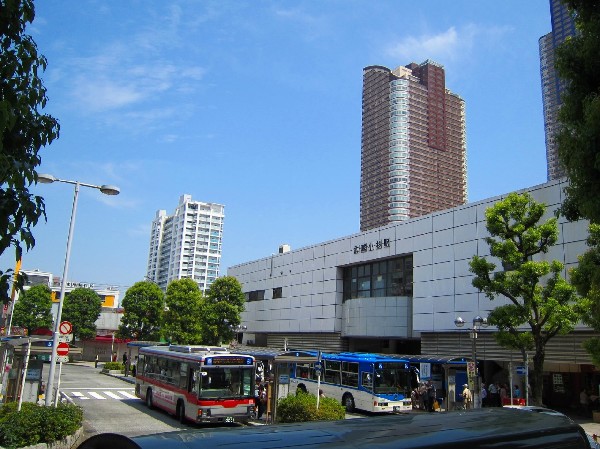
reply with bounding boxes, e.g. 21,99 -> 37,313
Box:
68,360 -> 600,443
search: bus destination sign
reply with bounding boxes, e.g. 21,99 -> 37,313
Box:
206,357 -> 253,366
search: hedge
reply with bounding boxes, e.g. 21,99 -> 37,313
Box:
0,402 -> 83,449
102,361 -> 125,371
277,391 -> 346,423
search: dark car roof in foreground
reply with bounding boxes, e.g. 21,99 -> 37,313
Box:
108,408 -> 592,449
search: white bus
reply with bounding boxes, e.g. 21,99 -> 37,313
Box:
135,345 -> 255,424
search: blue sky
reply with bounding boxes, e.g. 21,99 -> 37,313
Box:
3,0 -> 552,297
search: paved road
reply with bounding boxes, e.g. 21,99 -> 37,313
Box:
57,363 -> 186,439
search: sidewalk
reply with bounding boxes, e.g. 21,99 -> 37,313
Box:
69,360 -> 135,384
567,412 -> 600,442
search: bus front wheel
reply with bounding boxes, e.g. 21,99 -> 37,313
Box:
146,389 -> 153,409
343,393 -> 355,412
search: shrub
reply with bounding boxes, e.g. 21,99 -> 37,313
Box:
103,361 -> 125,371
0,402 -> 83,449
277,391 -> 345,423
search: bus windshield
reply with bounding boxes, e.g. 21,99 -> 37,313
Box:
197,366 -> 253,398
373,363 -> 411,396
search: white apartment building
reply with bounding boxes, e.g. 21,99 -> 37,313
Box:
146,194 -> 224,292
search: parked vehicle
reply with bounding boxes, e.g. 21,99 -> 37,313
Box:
76,407 -> 599,449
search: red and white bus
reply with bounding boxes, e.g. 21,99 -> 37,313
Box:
135,345 -> 256,424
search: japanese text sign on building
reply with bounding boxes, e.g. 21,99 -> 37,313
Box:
353,238 -> 391,254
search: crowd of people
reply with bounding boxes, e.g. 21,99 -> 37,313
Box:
411,380 -> 439,412
480,382 -> 510,407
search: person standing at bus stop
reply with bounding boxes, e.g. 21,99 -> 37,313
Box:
426,381 -> 436,412
257,384 -> 267,420
462,384 -> 472,409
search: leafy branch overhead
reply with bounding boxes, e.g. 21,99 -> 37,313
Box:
0,0 -> 60,303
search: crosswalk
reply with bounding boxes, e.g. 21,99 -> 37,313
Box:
61,388 -> 138,401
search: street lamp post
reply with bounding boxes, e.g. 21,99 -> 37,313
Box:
454,315 -> 488,408
38,174 -> 119,406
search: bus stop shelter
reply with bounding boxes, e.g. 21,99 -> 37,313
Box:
235,346 -> 318,422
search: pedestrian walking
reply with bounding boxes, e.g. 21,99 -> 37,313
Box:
488,381 -> 499,407
462,384 -> 473,409
481,383 -> 488,407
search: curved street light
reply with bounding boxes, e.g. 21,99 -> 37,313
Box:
455,315 -> 488,408
38,174 -> 120,406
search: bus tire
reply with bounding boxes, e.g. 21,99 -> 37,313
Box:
177,400 -> 186,424
146,389 -> 153,409
343,393 -> 355,412
296,384 -> 307,395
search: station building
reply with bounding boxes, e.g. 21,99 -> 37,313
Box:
228,178 -> 600,408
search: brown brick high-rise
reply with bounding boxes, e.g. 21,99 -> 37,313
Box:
360,60 -> 467,231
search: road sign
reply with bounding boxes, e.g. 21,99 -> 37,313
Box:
515,366 -> 527,375
59,321 -> 73,335
58,334 -> 73,343
56,342 -> 69,356
56,355 -> 69,363
314,361 -> 323,376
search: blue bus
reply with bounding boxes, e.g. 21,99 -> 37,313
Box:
289,351 -> 468,413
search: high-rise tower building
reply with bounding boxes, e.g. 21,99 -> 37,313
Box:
146,194 -> 224,292
539,0 -> 576,180
360,60 -> 467,231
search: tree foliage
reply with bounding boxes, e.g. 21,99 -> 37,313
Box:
555,0 -> 600,223
61,287 -> 102,340
117,281 -> 164,341
570,223 -> 600,366
11,284 -> 52,334
163,278 -> 204,344
0,0 -> 60,304
469,192 -> 584,404
203,276 -> 246,345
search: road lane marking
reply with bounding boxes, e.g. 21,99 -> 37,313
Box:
88,392 -> 106,399
104,391 -> 122,399
70,392 -> 89,400
118,390 -> 138,399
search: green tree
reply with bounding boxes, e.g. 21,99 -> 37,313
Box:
11,284 -> 52,334
117,281 -> 164,341
469,192 -> 584,405
555,0 -> 600,223
162,278 -> 203,344
203,276 -> 246,345
61,287 -> 102,340
0,0 -> 60,303
570,223 -> 600,366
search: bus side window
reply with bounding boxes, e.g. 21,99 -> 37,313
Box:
189,369 -> 197,394
179,363 -> 188,390
362,372 -> 373,391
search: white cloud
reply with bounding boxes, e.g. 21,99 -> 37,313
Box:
72,78 -> 143,112
386,24 -> 510,66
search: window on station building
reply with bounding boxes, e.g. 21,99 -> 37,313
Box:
246,290 -> 265,302
343,255 -> 413,301
272,287 -> 282,299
